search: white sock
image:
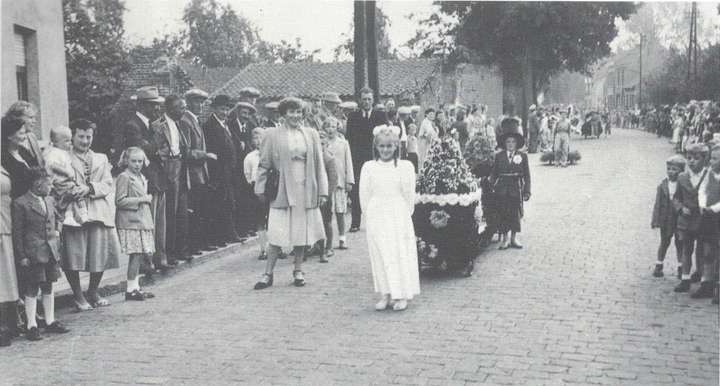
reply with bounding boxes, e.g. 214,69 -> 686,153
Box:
24,296 -> 38,329
339,235 -> 346,243
42,292 -> 55,326
126,278 -> 139,292
258,230 -> 268,251
656,261 -> 663,266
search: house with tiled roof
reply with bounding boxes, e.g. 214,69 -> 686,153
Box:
212,58 -> 504,117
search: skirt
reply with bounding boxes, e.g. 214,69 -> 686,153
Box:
117,229 -> 156,255
333,188 -> 348,214
63,222 -> 121,272
267,206 -> 326,253
0,234 -> 19,302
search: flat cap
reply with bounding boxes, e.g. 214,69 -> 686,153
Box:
239,87 -> 261,98
184,88 -> 209,99
235,101 -> 257,113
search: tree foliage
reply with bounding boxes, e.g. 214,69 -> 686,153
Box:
63,0 -> 130,124
645,44 -> 720,104
333,5 -> 396,61
259,38 -> 320,64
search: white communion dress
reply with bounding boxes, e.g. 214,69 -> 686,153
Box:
360,159 -> 420,300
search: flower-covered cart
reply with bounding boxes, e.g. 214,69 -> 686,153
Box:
414,136 -> 483,277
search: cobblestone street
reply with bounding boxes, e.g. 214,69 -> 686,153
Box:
1,129 -> 717,386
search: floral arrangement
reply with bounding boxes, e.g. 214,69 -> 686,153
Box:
463,133 -> 497,178
417,136 -> 478,195
429,210 -> 450,229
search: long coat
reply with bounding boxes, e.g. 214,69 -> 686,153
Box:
12,193 -> 61,265
490,151 -> 531,199
179,111 -> 210,188
203,114 -> 237,192
254,125 -> 328,209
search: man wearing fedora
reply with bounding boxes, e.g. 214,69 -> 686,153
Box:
119,86 -> 173,270
204,95 -> 242,246
229,101 -> 257,240
180,89 -> 218,254
238,87 -> 261,129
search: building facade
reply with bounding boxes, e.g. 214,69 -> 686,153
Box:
2,0 -> 68,142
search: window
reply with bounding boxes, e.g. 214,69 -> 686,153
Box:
14,31 -> 28,101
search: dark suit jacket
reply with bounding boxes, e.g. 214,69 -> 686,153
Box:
227,117 -> 253,170
489,151 -> 531,198
123,113 -> 167,193
651,179 -> 681,231
676,170 -> 707,231
203,114 -> 237,191
179,111 -> 210,188
346,109 -> 387,168
1,147 -> 39,198
12,193 -> 60,265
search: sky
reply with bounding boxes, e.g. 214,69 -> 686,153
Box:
123,0 -> 435,62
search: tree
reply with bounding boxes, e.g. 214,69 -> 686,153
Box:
418,2 -> 636,124
334,4 -> 396,61
63,0 -> 130,126
181,0 -> 262,68
257,38 -> 320,64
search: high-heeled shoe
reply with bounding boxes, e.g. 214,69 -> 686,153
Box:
254,273 -> 274,290
292,270 -> 305,287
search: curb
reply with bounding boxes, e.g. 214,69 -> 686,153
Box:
54,240 -> 253,311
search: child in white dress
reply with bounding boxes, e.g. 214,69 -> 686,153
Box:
360,125 -> 420,311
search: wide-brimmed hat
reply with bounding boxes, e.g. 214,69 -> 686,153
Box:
498,117 -> 525,149
135,86 -> 164,103
210,95 -> 233,108
320,92 -> 342,104
265,101 -> 279,110
239,87 -> 261,98
184,88 -> 209,100
339,101 -> 358,110
235,101 -> 257,113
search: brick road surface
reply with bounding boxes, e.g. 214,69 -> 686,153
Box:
1,129 -> 718,386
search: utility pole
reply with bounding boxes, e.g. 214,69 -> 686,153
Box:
638,34 -> 643,108
353,1 -> 366,99
687,2 -> 698,99
365,1 -> 380,103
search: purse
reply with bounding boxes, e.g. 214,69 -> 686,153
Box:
265,167 -> 279,201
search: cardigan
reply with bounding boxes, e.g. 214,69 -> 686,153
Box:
115,170 -> 154,230
64,150 -> 116,228
327,137 -> 354,189
255,125 -> 328,209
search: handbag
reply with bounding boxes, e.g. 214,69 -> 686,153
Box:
265,167 -> 279,201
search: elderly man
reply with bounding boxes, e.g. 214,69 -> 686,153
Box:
4,101 -> 45,168
229,101 -> 256,239
120,87 -> 171,269
204,95 -> 242,246
264,101 -> 280,127
345,87 -> 387,232
238,87 -> 261,128
320,92 -> 342,120
152,95 -> 192,263
180,89 -> 217,253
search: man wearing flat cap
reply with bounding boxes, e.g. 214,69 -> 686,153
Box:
118,86 -> 172,269
238,87 -> 261,129
228,101 -> 257,239
204,95 -> 243,246
180,89 -> 218,254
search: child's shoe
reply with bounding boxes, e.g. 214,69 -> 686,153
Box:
26,327 -> 42,341
258,251 -> 267,260
674,280 -> 691,293
338,240 -> 348,250
652,264 -> 664,278
125,290 -> 146,301
392,299 -> 408,311
690,271 -> 702,283
375,295 -> 391,311
44,321 -> 70,334
690,282 -> 714,299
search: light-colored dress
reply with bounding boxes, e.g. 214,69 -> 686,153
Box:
360,159 -> 420,300
0,167 -> 19,302
267,128 -> 326,252
417,118 -> 438,172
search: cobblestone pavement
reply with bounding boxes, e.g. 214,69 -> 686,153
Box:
1,129 -> 718,386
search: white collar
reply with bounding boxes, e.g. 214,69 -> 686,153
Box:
136,111 -> 150,128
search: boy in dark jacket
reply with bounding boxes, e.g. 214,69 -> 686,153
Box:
651,155 -> 686,277
12,168 -> 69,341
674,144 -> 709,293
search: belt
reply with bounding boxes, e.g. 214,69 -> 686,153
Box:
498,173 -> 521,177
166,154 -> 182,160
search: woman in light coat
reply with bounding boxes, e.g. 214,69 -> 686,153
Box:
253,97 -> 328,289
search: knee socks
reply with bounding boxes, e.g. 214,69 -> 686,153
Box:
24,297 -> 37,329
41,293 -> 55,326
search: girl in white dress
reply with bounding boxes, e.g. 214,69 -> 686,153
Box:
360,125 -> 420,311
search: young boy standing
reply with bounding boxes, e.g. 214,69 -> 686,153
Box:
674,143 -> 709,293
323,118 -> 354,250
12,168 -> 70,340
651,155 -> 686,277
694,144 -> 720,303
